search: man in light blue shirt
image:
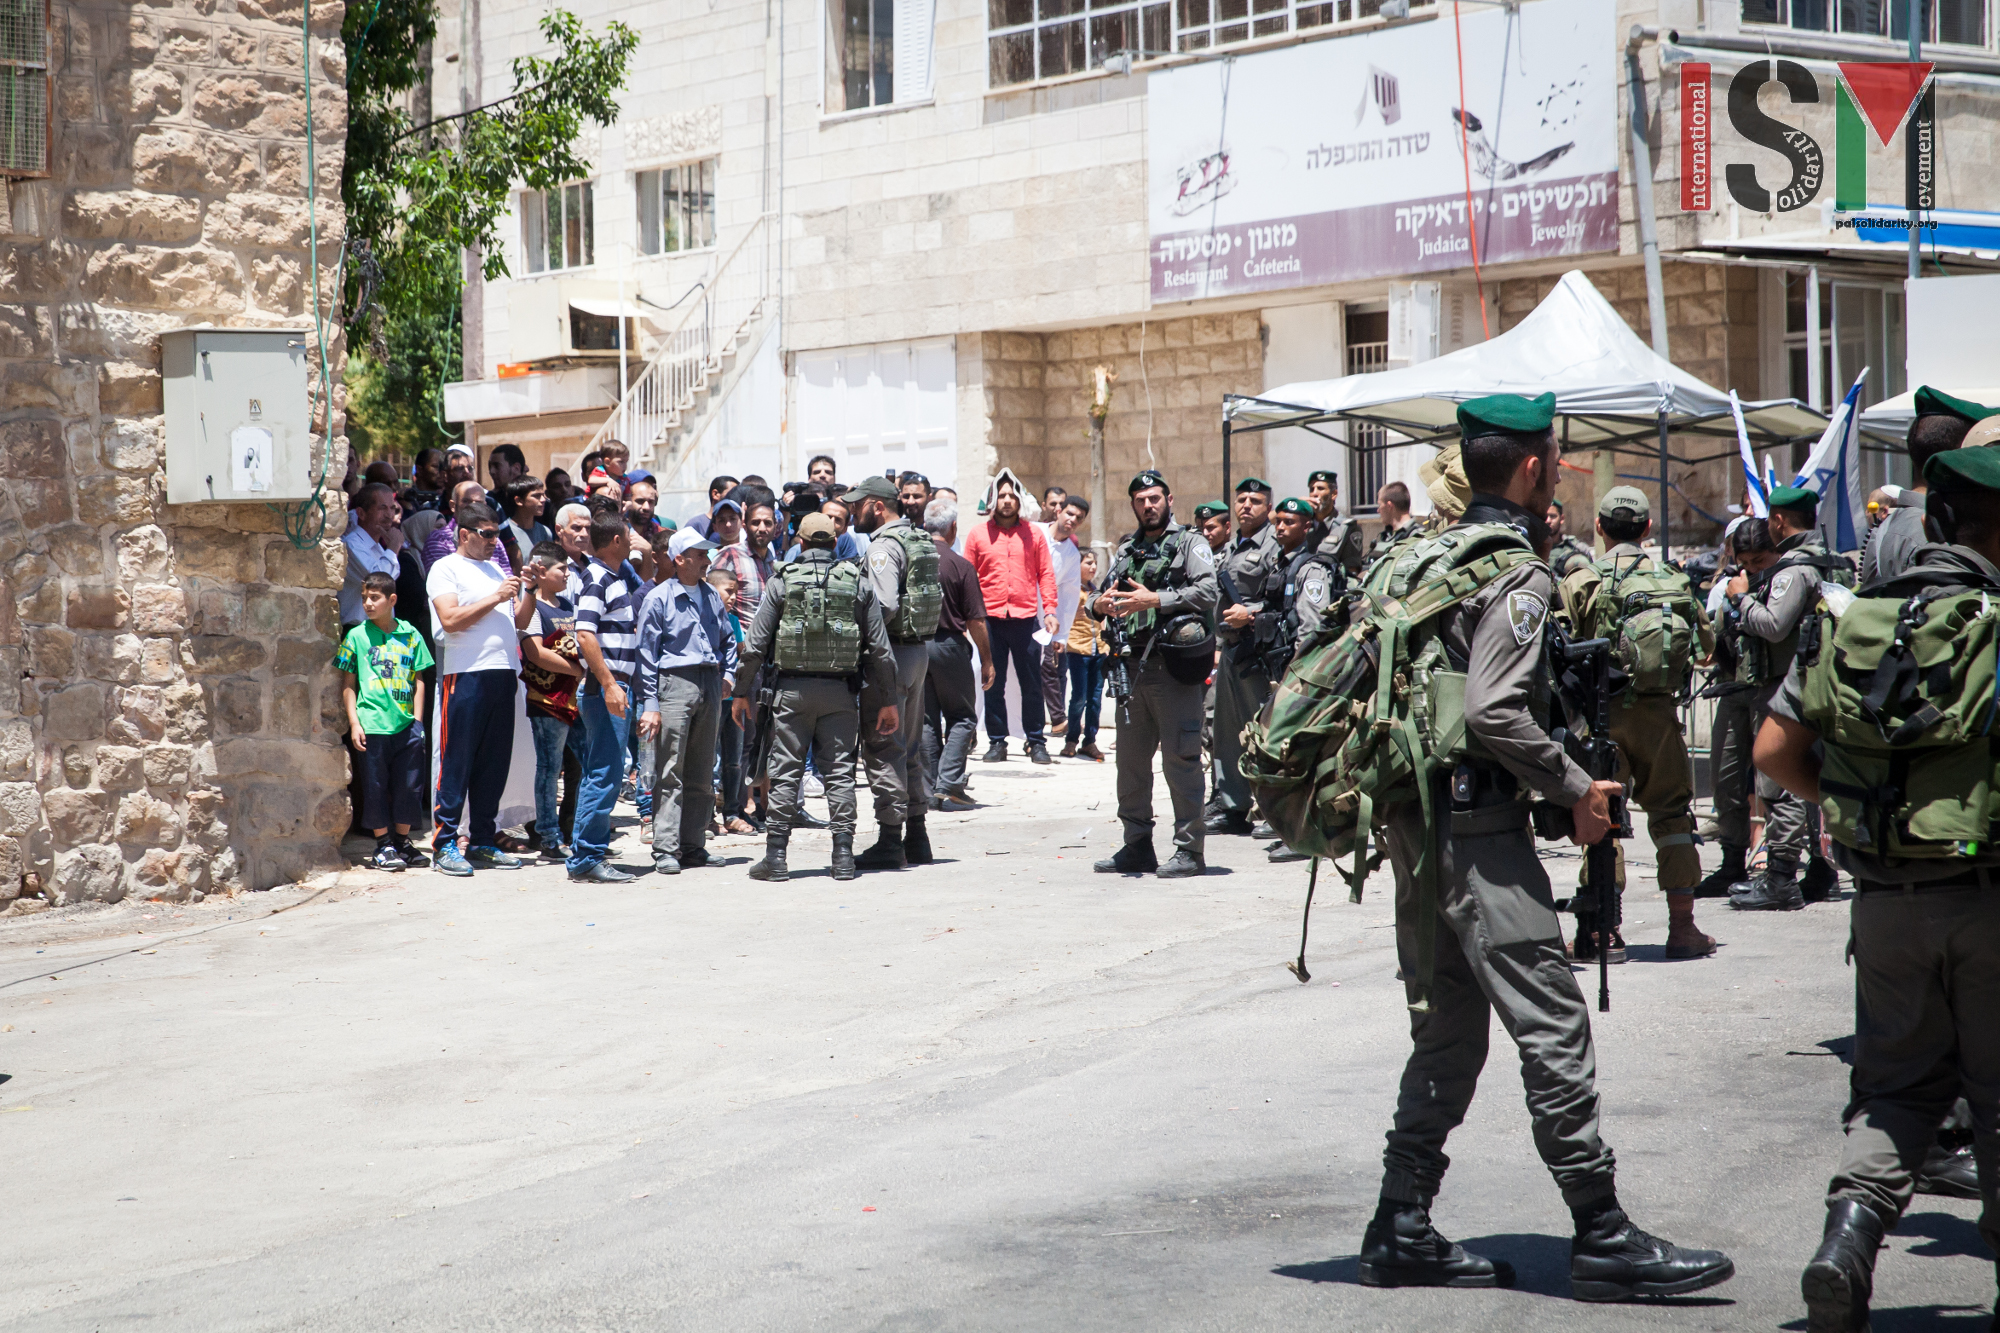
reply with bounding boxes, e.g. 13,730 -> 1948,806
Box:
636,527 -> 738,874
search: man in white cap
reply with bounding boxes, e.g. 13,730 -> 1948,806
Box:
636,527 -> 738,875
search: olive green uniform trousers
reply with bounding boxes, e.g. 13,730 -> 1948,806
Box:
860,642 -> 930,827
1829,884 -> 2000,1255
1209,649 -> 1269,817
1380,796 -> 1619,1209
1116,659 -> 1207,857
1582,694 -> 1700,895
765,675 -> 861,838
1708,686 -> 1760,850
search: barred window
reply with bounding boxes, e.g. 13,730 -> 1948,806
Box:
636,160 -> 716,256
522,181 -> 595,274
0,0 -> 50,179
1742,0 -> 1990,46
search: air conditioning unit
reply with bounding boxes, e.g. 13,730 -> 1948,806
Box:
505,278 -> 644,365
0,0 -> 50,179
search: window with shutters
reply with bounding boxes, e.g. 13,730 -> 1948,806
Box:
824,0 -> 935,113
0,0 -> 50,179
1741,0 -> 1990,46
636,160 -> 716,255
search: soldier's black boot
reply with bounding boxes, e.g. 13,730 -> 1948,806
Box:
1801,1198 -> 1886,1332
1156,850 -> 1207,879
1570,1197 -> 1735,1302
1093,841 -> 1158,874
748,835 -> 789,882
1731,859 -> 1805,911
1695,844 -> 1747,898
856,824 -> 907,871
830,832 -> 856,881
903,815 -> 934,866
1801,855 -> 1839,903
1915,1141 -> 1981,1198
1357,1197 -> 1515,1289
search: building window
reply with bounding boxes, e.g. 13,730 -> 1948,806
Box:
1742,0 -> 1989,45
1344,308 -> 1390,512
522,181 -> 595,274
827,0 -> 936,112
636,161 -> 716,255
0,0 -> 50,179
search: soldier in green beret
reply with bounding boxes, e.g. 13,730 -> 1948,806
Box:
1720,485 -> 1852,909
1357,392 -> 1734,1299
1544,496 -> 1595,580
1754,443 -> 2000,1333
1862,385 -> 2000,583
1305,469 -> 1365,578
1207,477 -> 1281,835
1192,500 -> 1231,554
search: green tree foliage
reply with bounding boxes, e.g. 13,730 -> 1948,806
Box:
341,3 -> 637,459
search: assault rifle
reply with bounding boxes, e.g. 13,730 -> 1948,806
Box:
748,676 -> 778,775
1102,588 -> 1136,727
1542,628 -> 1632,1013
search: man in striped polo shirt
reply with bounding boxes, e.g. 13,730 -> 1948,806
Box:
569,512 -> 645,883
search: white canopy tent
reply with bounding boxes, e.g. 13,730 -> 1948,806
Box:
1222,270 -> 1831,557
1857,385 -> 2000,442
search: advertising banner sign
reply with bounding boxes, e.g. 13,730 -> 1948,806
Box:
1147,0 -> 1618,303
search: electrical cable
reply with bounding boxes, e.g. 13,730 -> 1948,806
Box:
1451,1 -> 1491,339
1140,318 -> 1154,467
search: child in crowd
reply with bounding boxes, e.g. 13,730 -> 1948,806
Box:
520,540 -> 584,859
338,571 -> 435,870
1062,550 -> 1107,762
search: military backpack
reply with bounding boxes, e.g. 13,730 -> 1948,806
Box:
1798,562 -> 2000,859
875,523 -> 943,642
774,555 -> 864,674
1565,553 -> 1701,697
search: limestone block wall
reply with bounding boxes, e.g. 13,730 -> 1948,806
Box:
0,0 -> 350,910
974,313 -> 1265,549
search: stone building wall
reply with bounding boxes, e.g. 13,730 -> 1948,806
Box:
976,313 -> 1266,549
0,0 -> 350,910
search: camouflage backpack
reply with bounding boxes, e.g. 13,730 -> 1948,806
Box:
1240,523 -> 1539,1009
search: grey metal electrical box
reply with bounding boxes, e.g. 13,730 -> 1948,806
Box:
162,326 -> 316,505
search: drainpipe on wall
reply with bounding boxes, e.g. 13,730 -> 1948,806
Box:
1626,24 -> 1672,554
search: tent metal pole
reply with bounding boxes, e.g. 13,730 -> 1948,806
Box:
1657,405 -> 1671,563
1221,414 -> 1233,539
1625,32 -> 1671,360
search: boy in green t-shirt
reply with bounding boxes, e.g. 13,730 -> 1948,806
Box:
338,571 -> 435,871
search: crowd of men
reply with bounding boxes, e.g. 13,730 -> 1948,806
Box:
331,391 -> 2000,1328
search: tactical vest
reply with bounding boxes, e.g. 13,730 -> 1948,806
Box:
773,554 -> 863,675
879,524 -> 943,642
1736,543 -> 1857,686
1573,552 -> 1700,697
1111,527 -> 1191,637
1799,560 -> 2000,859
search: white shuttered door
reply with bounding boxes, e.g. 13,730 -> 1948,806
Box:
892,0 -> 935,104
796,338 -> 956,491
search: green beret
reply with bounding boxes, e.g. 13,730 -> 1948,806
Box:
1767,484 -> 1818,514
1192,500 -> 1228,520
1307,470 -> 1338,487
1129,470 -> 1168,495
1274,497 -> 1314,518
1925,444 -> 2000,493
1548,497 -> 1565,514
1457,392 -> 1557,438
1234,476 -> 1272,495
1913,385 -> 1997,424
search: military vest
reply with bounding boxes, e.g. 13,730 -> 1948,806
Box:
1736,541 -> 1857,686
773,553 -> 863,674
1570,551 -> 1701,698
1111,526 -> 1193,637
879,524 -> 943,642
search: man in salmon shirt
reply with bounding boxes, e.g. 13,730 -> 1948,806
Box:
965,471 -> 1060,764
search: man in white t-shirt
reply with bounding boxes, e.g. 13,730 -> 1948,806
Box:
426,500 -> 534,875
1038,496 -> 1085,736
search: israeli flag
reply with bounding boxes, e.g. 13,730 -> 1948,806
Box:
1793,369 -> 1869,553
1731,392 -> 1768,518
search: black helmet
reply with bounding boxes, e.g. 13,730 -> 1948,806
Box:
1156,613 -> 1215,686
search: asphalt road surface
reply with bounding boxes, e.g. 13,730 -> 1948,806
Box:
1,750 -> 1992,1331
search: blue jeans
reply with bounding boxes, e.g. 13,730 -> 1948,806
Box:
1066,652 -> 1106,742
434,669 -> 517,848
568,689 -> 631,873
528,713 -> 571,844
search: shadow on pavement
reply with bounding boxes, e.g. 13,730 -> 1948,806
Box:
1273,1233 -> 1740,1305
1898,1211 -> 1992,1259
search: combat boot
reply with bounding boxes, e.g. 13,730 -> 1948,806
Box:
856,823 -> 908,871
831,832 -> 856,881
1731,864 -> 1805,911
1571,1199 -> 1735,1302
1915,1141 -> 1981,1199
1801,855 -> 1839,903
747,835 -> 790,882
1357,1198 -> 1515,1289
1695,844 -> 1747,897
903,815 -> 934,865
1094,841 -> 1158,874
1801,1198 -> 1886,1332
1155,850 -> 1206,878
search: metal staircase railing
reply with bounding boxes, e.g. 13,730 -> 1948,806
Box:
585,212 -> 777,469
